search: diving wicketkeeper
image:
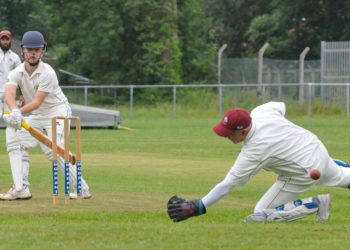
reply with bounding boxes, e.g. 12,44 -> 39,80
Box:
167,102 -> 350,222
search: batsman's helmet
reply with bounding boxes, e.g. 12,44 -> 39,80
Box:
21,31 -> 46,48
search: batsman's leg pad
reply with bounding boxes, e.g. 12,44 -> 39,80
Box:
8,149 -> 23,191
67,162 -> 90,191
21,149 -> 30,186
43,143 -> 90,192
0,99 -> 3,118
6,127 -> 21,153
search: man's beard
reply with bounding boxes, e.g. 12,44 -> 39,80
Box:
28,61 -> 40,66
0,43 -> 10,52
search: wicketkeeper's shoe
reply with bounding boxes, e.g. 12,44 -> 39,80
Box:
0,185 -> 32,201
69,189 -> 92,200
333,159 -> 350,168
316,194 -> 331,221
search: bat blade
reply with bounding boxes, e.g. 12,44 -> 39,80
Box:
26,125 -> 75,164
23,121 -> 76,164
4,111 -> 77,164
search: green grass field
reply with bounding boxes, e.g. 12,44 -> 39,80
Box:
0,113 -> 350,249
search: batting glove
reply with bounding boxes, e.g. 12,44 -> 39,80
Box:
167,195 -> 206,222
3,108 -> 22,130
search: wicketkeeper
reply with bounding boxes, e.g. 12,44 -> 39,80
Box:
167,102 -> 350,222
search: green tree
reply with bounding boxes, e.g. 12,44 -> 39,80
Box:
12,1 -> 350,84
46,0 -> 185,85
203,0 -> 271,58
0,0 -> 33,38
177,0 -> 216,83
119,0 -> 182,84
246,0 -> 350,59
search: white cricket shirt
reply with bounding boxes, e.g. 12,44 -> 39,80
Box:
0,49 -> 21,92
229,101 -> 321,187
6,61 -> 69,116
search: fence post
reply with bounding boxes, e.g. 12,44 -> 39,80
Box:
173,86 -> 177,119
273,66 -> 282,99
299,47 -> 310,104
84,87 -> 88,106
347,84 -> 350,116
218,85 -> 223,114
218,44 -> 227,114
258,43 -> 269,84
130,86 -> 134,118
258,42 -> 269,100
308,83 -> 312,116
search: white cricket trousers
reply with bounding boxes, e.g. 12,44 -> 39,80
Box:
254,143 -> 350,212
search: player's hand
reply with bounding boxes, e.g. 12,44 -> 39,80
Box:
3,108 -> 22,130
167,195 -> 206,222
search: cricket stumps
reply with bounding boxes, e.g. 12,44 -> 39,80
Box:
52,116 -> 82,204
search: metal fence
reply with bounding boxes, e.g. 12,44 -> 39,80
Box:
221,58 -> 321,84
321,41 -> 350,83
61,83 -> 350,118
59,45 -> 350,118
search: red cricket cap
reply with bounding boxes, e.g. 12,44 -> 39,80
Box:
0,30 -> 12,39
213,108 -> 252,137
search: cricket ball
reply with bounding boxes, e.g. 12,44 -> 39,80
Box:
309,169 -> 320,180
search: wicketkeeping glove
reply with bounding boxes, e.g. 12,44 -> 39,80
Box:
167,195 -> 206,222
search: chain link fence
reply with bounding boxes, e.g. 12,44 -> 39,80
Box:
58,51 -> 350,117
60,83 -> 350,118
221,58 -> 321,84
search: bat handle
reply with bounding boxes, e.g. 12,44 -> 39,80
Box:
70,155 -> 76,165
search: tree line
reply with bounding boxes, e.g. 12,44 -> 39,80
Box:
1,0 -> 350,85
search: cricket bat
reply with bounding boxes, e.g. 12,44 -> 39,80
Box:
4,111 -> 76,164
21,120 -> 76,164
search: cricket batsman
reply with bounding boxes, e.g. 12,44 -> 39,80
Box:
1,30 -> 91,200
167,101 -> 350,222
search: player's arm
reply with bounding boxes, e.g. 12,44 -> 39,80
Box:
167,153 -> 261,222
4,84 -> 18,110
20,90 -> 48,114
4,84 -> 23,130
201,154 -> 261,207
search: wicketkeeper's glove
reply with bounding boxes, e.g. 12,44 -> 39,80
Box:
167,195 -> 206,222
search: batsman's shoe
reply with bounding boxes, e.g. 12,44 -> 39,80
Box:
316,194 -> 331,221
0,185 -> 32,201
69,189 -> 92,200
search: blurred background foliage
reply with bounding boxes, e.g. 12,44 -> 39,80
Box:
1,0 -> 350,85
